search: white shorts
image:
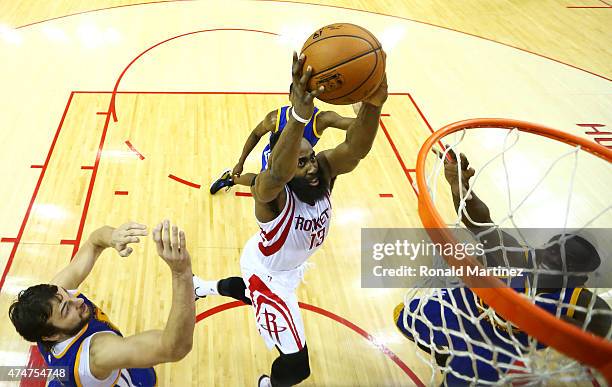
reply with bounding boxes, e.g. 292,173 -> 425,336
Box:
240,246 -> 307,354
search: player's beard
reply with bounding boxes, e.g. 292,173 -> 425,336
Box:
288,169 -> 329,205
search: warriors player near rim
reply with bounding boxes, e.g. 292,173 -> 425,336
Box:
194,51 -> 388,387
394,149 -> 611,385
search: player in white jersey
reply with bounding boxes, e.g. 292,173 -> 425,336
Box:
193,52 -> 388,386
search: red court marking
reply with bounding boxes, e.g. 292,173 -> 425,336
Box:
96,111 -> 110,115
379,119 -> 410,172
19,346 -> 46,387
69,93 -> 117,257
257,0 -> 612,83
0,91 -> 421,291
196,301 -> 424,386
12,0 -> 611,83
235,192 -> 253,197
81,166 -> 94,170
567,0 -> 611,7
5,90 -> 425,380
168,174 -> 201,189
407,170 -> 418,194
108,28 -> 279,122
381,113 -> 391,117
1,238 -> 17,243
115,191 -> 129,195
78,91 -> 410,95
74,58 -> 272,259
0,92 -> 74,292
76,91 -> 289,95
125,140 -> 145,160
406,94 -> 447,154
30,165 -> 43,169
300,302 -> 423,386
379,193 -> 394,198
577,123 -> 608,129
407,94 -> 433,134
3,92 -> 422,387
15,0 -> 197,29
379,119 -> 418,196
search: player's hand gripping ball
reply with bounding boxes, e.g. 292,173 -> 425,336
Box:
300,23 -> 386,105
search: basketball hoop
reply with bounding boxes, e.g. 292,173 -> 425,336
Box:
413,118 -> 612,383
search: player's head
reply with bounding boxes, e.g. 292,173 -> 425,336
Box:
9,284 -> 92,345
289,83 -> 294,99
537,234 -> 600,287
288,139 -> 328,204
270,134 -> 328,204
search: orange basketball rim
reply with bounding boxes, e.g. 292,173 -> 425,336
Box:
415,118 -> 612,381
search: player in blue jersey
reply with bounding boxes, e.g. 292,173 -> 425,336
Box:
9,220 -> 195,386
394,149 -> 611,385
209,84 -> 357,194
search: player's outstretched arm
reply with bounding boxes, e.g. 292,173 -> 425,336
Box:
50,222 -> 147,290
436,150 -> 529,267
317,110 -> 354,133
88,220 -> 195,378
317,74 -> 387,178
233,111 -> 277,177
252,52 -> 324,203
435,149 -> 494,231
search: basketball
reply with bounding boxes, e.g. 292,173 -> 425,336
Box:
300,23 -> 386,105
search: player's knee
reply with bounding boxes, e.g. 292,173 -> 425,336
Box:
285,345 -> 310,381
290,346 -> 310,381
394,303 -> 415,341
217,277 -> 251,305
217,276 -> 243,295
271,345 -> 310,386
393,303 -> 404,328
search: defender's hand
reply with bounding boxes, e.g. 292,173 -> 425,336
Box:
152,220 -> 192,274
110,222 -> 148,257
290,52 -> 325,121
433,148 -> 475,198
232,162 -> 244,178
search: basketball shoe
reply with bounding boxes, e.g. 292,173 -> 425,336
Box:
210,168 -> 234,194
258,375 -> 271,387
193,276 -> 218,301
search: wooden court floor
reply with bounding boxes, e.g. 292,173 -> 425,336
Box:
0,1 -> 610,386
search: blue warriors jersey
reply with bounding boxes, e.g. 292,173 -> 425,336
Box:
474,248 -> 583,333
394,249 -> 585,384
395,287 -> 584,384
38,292 -> 156,386
261,106 -> 322,170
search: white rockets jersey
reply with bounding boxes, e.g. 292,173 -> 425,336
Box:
247,185 -> 332,271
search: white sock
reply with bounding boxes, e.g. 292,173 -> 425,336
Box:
192,275 -> 219,297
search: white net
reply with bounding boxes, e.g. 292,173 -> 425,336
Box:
403,124 -> 612,386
